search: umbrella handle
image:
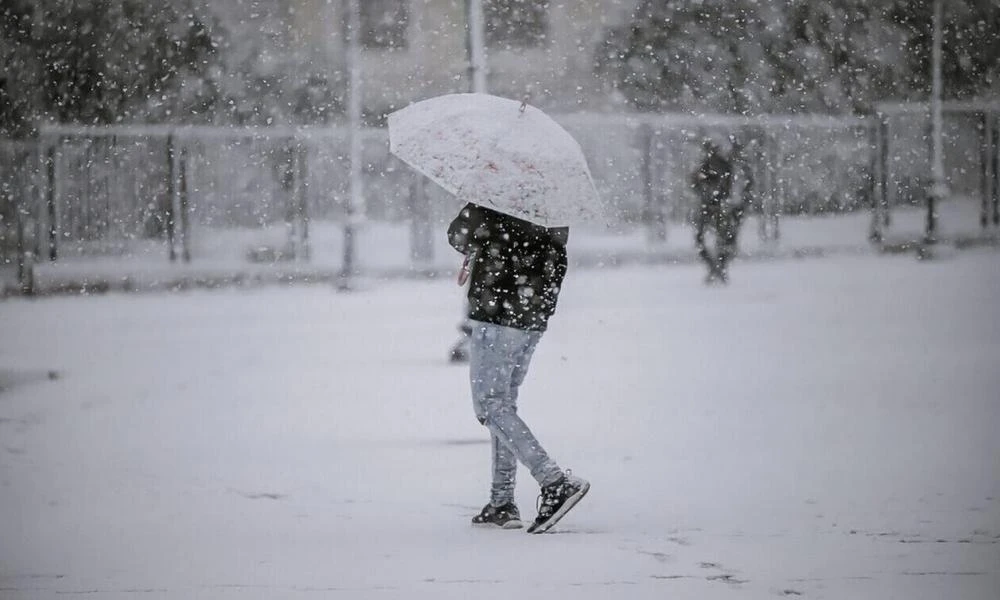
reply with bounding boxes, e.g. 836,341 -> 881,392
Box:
458,252 -> 474,286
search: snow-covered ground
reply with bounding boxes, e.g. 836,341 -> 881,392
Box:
1,250 -> 998,599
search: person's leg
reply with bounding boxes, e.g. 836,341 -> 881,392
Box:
489,433 -> 516,506
728,206 -> 744,257
697,201 -> 725,283
470,321 -> 563,490
449,313 -> 472,363
712,210 -> 730,280
469,322 -> 518,507
487,332 -> 540,505
717,208 -> 742,281
694,207 -> 713,270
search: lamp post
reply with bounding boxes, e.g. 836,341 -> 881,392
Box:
926,0 -> 947,246
466,0 -> 488,93
448,0 -> 488,363
339,0 -> 364,290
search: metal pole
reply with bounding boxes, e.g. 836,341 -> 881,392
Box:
926,0 -> 946,244
46,145 -> 58,261
14,155 -> 25,286
14,144 -> 35,295
339,0 -> 363,290
285,140 -> 298,259
869,119 -> 884,244
179,146 -> 191,263
283,139 -> 309,262
640,123 -> 664,241
16,183 -> 33,295
110,134 -> 119,239
466,0 -> 488,93
447,0 -> 489,362
298,142 -> 310,261
165,133 -> 177,262
991,111 -> 999,226
81,140 -> 92,241
880,118 -> 891,227
408,176 -> 433,265
772,136 -> 782,241
983,112 -> 991,229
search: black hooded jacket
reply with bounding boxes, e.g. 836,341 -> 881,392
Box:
692,145 -> 733,208
447,203 -> 569,332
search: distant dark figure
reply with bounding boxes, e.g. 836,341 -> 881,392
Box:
449,317 -> 472,363
691,139 -> 748,284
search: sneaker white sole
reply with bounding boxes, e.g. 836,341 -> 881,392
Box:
472,519 -> 524,529
528,479 -> 590,534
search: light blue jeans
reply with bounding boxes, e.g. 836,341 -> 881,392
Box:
469,320 -> 563,507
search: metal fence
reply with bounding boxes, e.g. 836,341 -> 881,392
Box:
561,112 -> 874,243
0,140 -> 40,289
873,101 -> 1000,236
6,107 -> 993,292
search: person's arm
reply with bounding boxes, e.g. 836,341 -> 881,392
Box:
691,160 -> 707,190
449,203 -> 492,286
447,203 -> 488,255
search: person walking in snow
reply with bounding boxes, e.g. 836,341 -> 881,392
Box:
691,137 -> 744,284
448,202 -> 590,533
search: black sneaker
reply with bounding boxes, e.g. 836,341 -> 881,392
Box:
449,337 -> 470,363
471,502 -> 523,529
527,472 -> 590,534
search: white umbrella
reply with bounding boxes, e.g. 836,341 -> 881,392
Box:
388,93 -> 605,227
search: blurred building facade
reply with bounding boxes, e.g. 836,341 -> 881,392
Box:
281,0 -> 639,119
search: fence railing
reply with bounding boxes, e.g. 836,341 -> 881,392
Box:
874,101 -> 1000,239
0,140 -> 41,290
2,107 -> 996,293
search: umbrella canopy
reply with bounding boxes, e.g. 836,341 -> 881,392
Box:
388,93 -> 605,227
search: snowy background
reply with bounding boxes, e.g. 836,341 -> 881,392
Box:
2,1 -> 1000,598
